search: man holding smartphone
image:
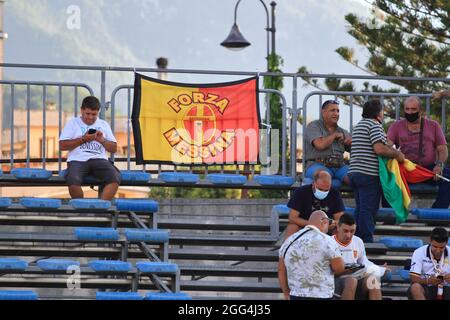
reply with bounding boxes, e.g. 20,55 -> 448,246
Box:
59,96 -> 121,200
408,227 -> 450,300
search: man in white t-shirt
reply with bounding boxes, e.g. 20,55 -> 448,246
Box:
408,227 -> 450,300
278,210 -> 345,300
59,96 -> 121,200
332,213 -> 387,300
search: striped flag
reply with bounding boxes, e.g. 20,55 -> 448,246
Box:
378,158 -> 435,223
132,73 -> 260,165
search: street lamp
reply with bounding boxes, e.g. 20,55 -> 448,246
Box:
221,0 -> 276,71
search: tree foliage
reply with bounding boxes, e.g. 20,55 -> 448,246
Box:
298,0 -> 450,121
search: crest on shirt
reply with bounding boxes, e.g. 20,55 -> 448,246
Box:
353,250 -> 358,259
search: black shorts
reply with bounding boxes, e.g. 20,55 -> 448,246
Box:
407,284 -> 450,300
66,159 -> 121,186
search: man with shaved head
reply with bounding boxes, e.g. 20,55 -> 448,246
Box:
284,169 -> 345,239
387,96 -> 450,208
279,210 -> 346,300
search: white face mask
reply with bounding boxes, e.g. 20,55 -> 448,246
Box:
314,188 -> 329,200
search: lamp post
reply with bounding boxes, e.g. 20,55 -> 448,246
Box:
221,0 -> 276,72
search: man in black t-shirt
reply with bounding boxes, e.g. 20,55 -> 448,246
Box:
284,170 -> 345,239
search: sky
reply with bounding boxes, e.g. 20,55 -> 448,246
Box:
3,0 -> 379,129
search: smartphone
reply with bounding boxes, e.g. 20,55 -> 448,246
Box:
88,128 -> 97,134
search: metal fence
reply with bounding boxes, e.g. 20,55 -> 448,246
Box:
0,63 -> 448,179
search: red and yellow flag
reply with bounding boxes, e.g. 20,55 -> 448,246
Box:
132,73 -> 260,165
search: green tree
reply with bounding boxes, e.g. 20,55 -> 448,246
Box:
298,0 -> 450,121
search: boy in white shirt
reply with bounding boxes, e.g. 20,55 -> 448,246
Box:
333,213 -> 387,300
59,96 -> 121,200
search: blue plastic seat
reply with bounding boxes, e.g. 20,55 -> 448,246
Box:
206,174 -> 247,186
115,199 -> 158,213
0,258 -> 28,271
412,208 -> 450,220
88,260 -> 132,273
11,168 -> 52,180
69,199 -> 111,210
0,197 -> 12,208
272,204 -> 290,217
0,290 -> 38,300
344,207 -> 355,215
120,170 -> 151,182
20,197 -> 61,209
37,259 -> 80,271
74,227 -> 119,241
159,172 -> 199,184
398,269 -> 410,281
96,292 -> 143,300
124,229 -> 169,242
136,262 -> 178,273
253,175 -> 295,186
378,237 -> 423,249
145,292 -> 192,300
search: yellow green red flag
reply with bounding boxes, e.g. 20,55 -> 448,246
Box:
378,157 -> 435,223
132,73 -> 260,165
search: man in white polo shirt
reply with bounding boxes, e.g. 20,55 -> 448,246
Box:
278,210 -> 345,300
332,213 -> 387,300
408,227 -> 450,300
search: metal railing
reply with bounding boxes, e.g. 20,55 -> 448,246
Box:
0,62 -> 448,180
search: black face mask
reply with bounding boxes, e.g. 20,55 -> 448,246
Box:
405,111 -> 420,123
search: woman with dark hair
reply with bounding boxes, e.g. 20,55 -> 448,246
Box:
348,99 -> 405,243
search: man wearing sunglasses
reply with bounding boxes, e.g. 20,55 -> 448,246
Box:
304,99 -> 352,188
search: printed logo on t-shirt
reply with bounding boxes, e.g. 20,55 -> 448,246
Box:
312,198 -> 329,213
80,126 -> 103,155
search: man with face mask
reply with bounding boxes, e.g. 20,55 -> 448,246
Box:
387,96 -> 450,208
284,169 -> 345,239
408,227 -> 450,300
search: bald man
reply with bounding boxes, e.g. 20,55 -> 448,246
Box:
284,169 -> 345,239
279,210 -> 345,300
387,96 -> 450,208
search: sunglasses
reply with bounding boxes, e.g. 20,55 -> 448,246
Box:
321,99 -> 340,109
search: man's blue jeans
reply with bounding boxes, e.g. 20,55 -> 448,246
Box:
305,163 -> 349,189
348,172 -> 381,243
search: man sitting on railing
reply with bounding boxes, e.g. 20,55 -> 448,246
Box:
387,96 -> 450,208
304,99 -> 352,188
284,169 -> 344,239
59,96 -> 121,200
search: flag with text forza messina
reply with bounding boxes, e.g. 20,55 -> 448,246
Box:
132,73 -> 260,165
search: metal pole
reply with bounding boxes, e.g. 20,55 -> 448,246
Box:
270,1 -> 276,56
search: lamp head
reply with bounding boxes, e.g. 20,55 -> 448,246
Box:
220,23 -> 251,51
